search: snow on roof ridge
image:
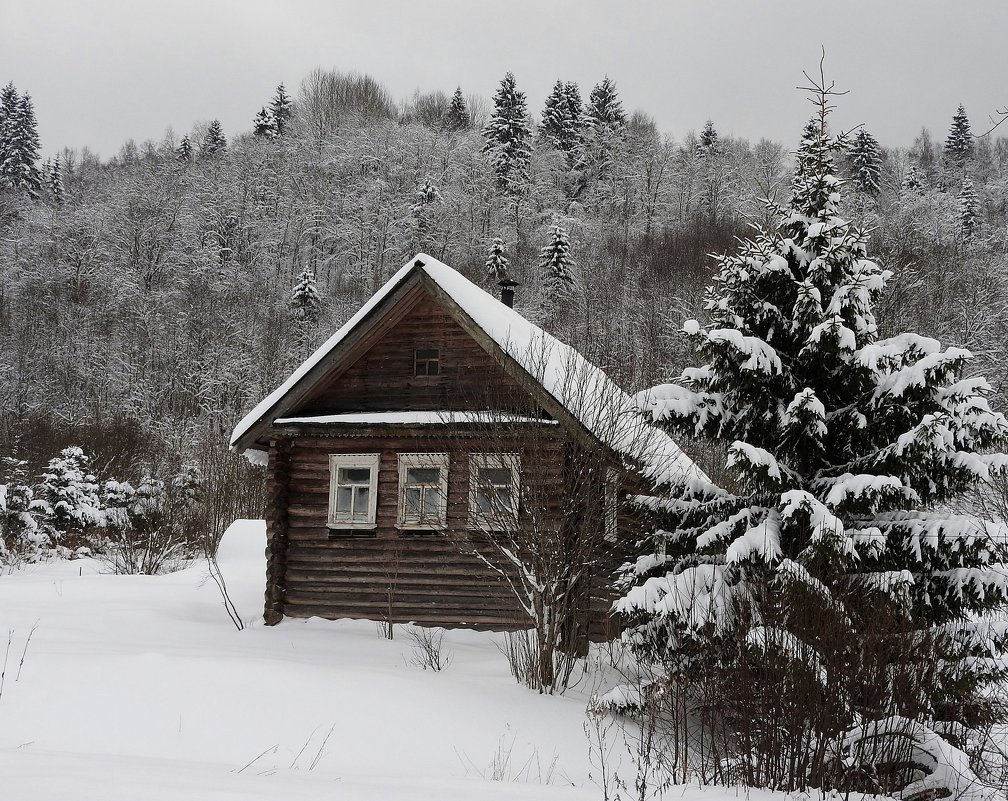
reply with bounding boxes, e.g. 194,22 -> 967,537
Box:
275,411 -> 559,425
230,253 -> 704,487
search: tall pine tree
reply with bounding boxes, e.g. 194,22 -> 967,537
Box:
944,104 -> 973,167
2,92 -> 42,194
444,87 -> 469,132
482,72 -> 531,191
271,83 -> 292,135
587,76 -> 626,131
201,120 -> 226,158
616,72 -> 1008,792
698,119 -> 719,155
847,127 -> 882,196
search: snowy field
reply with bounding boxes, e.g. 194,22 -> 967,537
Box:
1,519 -> 657,800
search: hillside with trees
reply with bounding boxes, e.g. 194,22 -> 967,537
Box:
1,68 -> 1008,551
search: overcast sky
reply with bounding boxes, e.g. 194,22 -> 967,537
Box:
2,0 -> 1006,158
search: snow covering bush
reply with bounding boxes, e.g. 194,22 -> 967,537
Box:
101,464 -> 205,575
610,73 -> 1008,796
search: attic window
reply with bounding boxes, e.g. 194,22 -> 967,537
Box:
414,348 -> 440,376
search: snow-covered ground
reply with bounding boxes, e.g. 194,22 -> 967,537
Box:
0,520 -> 617,799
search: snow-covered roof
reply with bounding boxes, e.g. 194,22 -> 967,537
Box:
231,254 -> 704,487
275,412 -> 559,426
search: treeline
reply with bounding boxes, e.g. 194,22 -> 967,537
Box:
0,68 -> 1007,543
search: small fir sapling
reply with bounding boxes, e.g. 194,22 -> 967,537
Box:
32,447 -> 103,550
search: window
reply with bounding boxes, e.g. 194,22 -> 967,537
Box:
328,454 -> 380,530
414,347 -> 440,376
604,468 -> 619,543
469,453 -> 520,531
397,453 -> 449,530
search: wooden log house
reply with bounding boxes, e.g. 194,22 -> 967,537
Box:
230,254 -> 700,636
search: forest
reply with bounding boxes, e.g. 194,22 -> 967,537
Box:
0,67 -> 1006,549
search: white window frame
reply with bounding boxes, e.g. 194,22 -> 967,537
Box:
328,453 -> 380,530
396,453 -> 450,530
468,453 -> 521,532
604,467 -> 619,543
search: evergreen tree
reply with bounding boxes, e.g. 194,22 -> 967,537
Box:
0,457 -> 43,563
33,446 -> 103,543
176,135 -> 193,163
902,164 -> 922,193
48,154 -> 64,204
485,236 -> 511,285
587,76 -> 626,131
617,78 -> 1008,790
539,80 -> 569,150
847,127 -> 882,196
0,82 -> 17,181
270,83 -> 292,135
538,225 -> 576,289
253,106 -> 276,137
698,119 -> 719,155
410,177 -> 441,214
944,104 -> 973,167
444,87 -> 469,132
482,72 -> 531,190
290,266 -> 322,324
201,120 -> 226,158
958,177 -> 979,240
2,93 -> 42,194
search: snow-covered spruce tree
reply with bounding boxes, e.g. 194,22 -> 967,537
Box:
270,83 -> 292,135
2,93 -> 42,194
482,72 -> 531,191
0,82 -> 18,184
48,154 -> 64,205
444,87 -> 469,132
902,164 -> 922,194
615,73 -> 1008,793
944,104 -> 973,167
958,178 -> 979,241
33,446 -> 103,550
699,119 -> 719,156
200,120 -> 227,158
485,236 -> 511,285
0,457 -> 44,565
176,135 -> 193,163
290,266 -> 322,324
847,128 -> 882,196
539,224 -> 576,291
587,76 -> 626,132
253,106 -> 275,138
539,80 -> 569,151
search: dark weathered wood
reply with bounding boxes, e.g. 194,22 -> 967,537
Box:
264,438 -> 291,625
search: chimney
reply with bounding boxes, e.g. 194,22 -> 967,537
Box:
498,279 -> 517,308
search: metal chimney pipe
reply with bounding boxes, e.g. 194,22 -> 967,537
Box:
499,279 -> 517,308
